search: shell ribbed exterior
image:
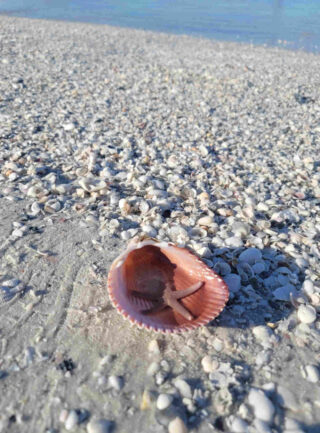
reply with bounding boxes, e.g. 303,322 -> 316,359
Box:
107,241 -> 229,333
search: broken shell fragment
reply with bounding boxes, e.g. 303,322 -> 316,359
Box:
78,177 -> 107,192
107,238 -> 229,333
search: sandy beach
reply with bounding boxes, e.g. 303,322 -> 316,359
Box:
0,15 -> 320,433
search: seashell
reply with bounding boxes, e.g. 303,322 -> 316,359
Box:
236,262 -> 254,282
78,177 -> 107,192
4,168 -> 14,177
27,185 -> 47,198
118,198 -> 131,215
53,184 -> 74,195
168,226 -> 189,245
198,215 -> 214,227
198,192 -> 210,205
238,248 -> 262,265
44,199 -> 62,213
213,260 -> 231,276
29,201 -> 41,216
189,227 -> 207,239
3,162 -> 21,174
141,225 -> 157,238
232,221 -> 250,238
107,237 -> 229,333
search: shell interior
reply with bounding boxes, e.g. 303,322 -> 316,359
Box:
108,240 -> 229,333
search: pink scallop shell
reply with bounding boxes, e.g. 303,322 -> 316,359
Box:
107,239 -> 229,333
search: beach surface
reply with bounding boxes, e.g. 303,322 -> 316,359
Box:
0,16 -> 320,433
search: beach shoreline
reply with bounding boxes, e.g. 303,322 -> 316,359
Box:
0,15 -> 320,433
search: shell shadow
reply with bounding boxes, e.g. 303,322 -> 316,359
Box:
157,360 -> 253,431
301,423 -> 320,433
155,377 -> 213,430
206,245 -> 306,329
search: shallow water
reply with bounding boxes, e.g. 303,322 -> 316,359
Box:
0,0 -> 319,52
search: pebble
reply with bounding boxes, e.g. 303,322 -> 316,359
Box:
155,372 -> 166,386
277,386 -> 299,412
26,185 -> 45,198
168,417 -> 188,433
248,388 -> 275,423
214,387 -> 233,415
282,428 -> 305,433
12,228 -> 25,238
253,418 -> 272,433
310,293 -> 320,307
65,410 -> 79,431
59,409 -> 69,424
302,280 -> 314,296
87,419 -> 112,433
197,246 -> 212,258
224,274 -> 241,293
169,226 -> 189,244
225,236 -> 244,248
44,199 -> 61,213
63,122 -> 75,131
273,284 -> 297,301
237,403 -> 250,420
147,361 -> 160,376
99,355 -> 113,367
79,178 -> 107,192
157,394 -> 173,410
97,376 -> 107,386
297,304 -> 317,324
118,198 -> 131,214
232,222 -> 250,238
174,379 -> 192,399
140,389 -> 153,410
142,224 -> 157,238
24,346 -> 35,366
256,202 -> 269,212
255,350 -> 272,367
201,356 -> 219,373
30,201 -> 41,215
301,365 -> 320,383
199,144 -> 208,157
252,261 -> 266,274
213,260 -> 231,276
212,338 -> 224,352
108,375 -> 123,391
284,418 -> 302,431
239,248 -> 262,265
148,339 -> 161,356
227,415 -> 249,433
198,216 -> 214,227
252,326 -> 273,343
262,382 -> 276,394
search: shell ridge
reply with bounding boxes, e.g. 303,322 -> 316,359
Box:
107,238 -> 229,333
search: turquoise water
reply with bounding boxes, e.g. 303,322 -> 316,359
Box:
0,0 -> 319,53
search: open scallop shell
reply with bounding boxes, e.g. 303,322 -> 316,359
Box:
107,238 -> 229,333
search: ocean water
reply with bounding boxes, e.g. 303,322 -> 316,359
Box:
0,0 -> 319,53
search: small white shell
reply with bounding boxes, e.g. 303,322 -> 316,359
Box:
78,177 -> 107,192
